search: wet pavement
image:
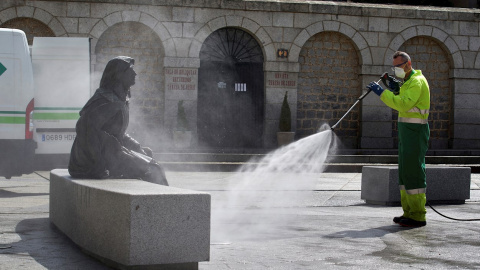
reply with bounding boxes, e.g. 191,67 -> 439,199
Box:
1,170 -> 480,269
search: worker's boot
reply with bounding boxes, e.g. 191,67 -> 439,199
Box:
398,192 -> 427,227
393,190 -> 411,224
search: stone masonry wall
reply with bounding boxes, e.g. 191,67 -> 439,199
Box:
94,22 -> 166,145
298,31 -> 361,149
1,0 -> 479,150
398,36 -> 452,149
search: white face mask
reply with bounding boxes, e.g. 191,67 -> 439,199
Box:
394,67 -> 406,79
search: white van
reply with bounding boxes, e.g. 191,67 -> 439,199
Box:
0,29 -> 91,178
32,37 -> 90,156
0,28 -> 36,178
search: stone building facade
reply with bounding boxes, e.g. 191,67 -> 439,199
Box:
1,0 -> 479,151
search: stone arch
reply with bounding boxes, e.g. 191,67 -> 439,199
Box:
1,17 -> 55,45
89,11 -> 173,57
290,21 -> 371,65
189,15 -> 273,61
297,31 -> 362,148
385,26 -> 460,68
394,36 -> 453,149
0,6 -> 65,40
94,21 -> 166,145
475,52 -> 480,69
197,27 -> 265,148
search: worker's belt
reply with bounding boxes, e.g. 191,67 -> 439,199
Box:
399,185 -> 426,194
398,117 -> 428,124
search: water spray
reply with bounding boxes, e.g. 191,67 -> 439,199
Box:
330,79 -> 379,130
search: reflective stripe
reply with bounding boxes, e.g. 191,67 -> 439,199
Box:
398,117 -> 428,124
407,107 -> 429,115
399,185 -> 426,194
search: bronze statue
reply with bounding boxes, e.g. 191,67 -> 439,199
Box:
68,56 -> 168,185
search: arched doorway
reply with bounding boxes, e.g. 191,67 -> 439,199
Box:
1,18 -> 55,45
198,28 -> 265,148
298,31 -> 361,148
95,22 -> 165,146
398,37 -> 452,149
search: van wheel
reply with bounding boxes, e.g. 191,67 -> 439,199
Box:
5,176 -> 12,179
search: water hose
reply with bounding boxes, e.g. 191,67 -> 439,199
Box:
427,201 -> 480,221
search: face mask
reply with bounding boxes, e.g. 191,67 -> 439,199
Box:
394,67 -> 406,79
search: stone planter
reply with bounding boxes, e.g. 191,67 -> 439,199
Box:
173,130 -> 192,148
277,132 -> 295,146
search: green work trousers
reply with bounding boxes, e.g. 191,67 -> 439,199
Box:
398,122 -> 429,222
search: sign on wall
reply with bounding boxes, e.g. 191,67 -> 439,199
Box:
266,72 -> 297,88
165,68 -> 197,91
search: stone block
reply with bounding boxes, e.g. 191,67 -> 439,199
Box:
173,7 -> 194,22
273,12 -> 293,27
58,17 -> 79,33
16,6 -> 35,18
360,137 -> 393,149
452,36 -> 468,51
32,1 -> 67,17
79,18 -> 99,34
454,124 -> 480,139
452,138 -> 480,149
455,93 -> 479,109
139,12 -> 158,29
416,9 -> 448,20
90,20 -> 108,39
469,37 -> 480,51
459,21 -> 479,36
264,26 -> 283,42
362,122 -> 391,137
242,17 -> 260,33
50,169 -> 210,269
388,18 -> 420,33
48,18 -> 67,36
122,10 -> 141,22
454,108 -> 480,124
67,2 -> 90,17
33,8 -> 53,25
362,106 -> 391,122
361,166 -> 471,205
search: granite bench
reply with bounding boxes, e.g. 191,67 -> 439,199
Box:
49,169 -> 210,270
361,166 -> 471,206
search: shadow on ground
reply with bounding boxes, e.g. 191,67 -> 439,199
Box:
0,218 -> 110,269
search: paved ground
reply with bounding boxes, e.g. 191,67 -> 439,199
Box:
1,170 -> 480,269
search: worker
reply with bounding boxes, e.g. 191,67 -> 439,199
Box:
367,51 -> 430,227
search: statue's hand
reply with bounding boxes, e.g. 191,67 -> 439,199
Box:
142,147 -> 153,157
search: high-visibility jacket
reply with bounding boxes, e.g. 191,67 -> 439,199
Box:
380,69 -> 430,123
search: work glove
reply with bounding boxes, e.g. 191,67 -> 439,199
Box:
367,81 -> 384,96
387,80 -> 400,95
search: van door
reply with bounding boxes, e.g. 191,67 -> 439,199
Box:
0,29 -> 35,178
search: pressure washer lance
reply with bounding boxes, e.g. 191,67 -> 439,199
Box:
330,79 -> 379,130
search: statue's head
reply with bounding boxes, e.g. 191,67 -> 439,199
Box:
100,56 -> 136,100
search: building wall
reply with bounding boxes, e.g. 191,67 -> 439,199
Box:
1,0 -> 479,150
298,31 -> 361,149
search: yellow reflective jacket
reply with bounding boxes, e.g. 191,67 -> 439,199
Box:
380,69 -> 430,121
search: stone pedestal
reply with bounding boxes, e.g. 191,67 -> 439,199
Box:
50,169 -> 210,270
361,166 -> 471,205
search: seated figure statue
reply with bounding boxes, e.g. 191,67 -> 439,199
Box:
68,56 -> 168,185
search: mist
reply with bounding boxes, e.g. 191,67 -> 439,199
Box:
211,124 -> 335,243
